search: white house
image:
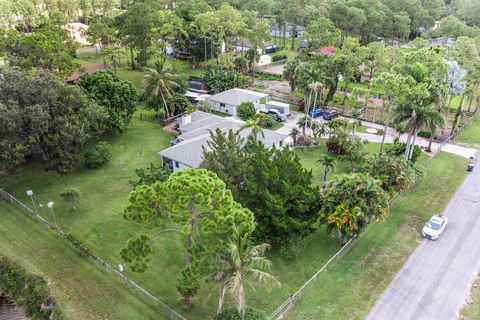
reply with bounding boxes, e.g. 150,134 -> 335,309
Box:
233,38 -> 276,54
206,88 -> 269,117
269,23 -> 305,39
159,112 -> 287,172
65,22 -> 89,45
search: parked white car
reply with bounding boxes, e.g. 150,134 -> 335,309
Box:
422,215 -> 448,240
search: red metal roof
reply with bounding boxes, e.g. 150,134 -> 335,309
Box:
318,46 -> 336,55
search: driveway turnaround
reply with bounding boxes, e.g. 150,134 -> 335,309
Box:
365,154 -> 480,320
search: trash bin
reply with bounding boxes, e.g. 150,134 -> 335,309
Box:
467,164 -> 474,172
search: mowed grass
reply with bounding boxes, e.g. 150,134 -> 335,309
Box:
455,114 -> 480,147
0,115 -> 344,319
0,201 -> 167,320
285,152 -> 468,319
75,50 -> 204,89
295,142 -> 429,186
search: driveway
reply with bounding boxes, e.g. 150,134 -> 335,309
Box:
365,153 -> 480,320
276,112 -> 476,159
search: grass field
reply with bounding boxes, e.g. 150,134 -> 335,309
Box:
285,152 -> 468,319
0,202 -> 168,320
295,142 -> 429,186
75,50 -> 205,89
455,113 -> 480,147
0,105 -> 468,319
0,116 -> 351,319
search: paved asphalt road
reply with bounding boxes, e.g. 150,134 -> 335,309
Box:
366,153 -> 480,320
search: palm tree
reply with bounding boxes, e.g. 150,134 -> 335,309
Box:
142,59 -> 181,118
426,111 -> 445,152
393,103 -> 443,161
314,121 -> 328,139
240,119 -> 265,140
203,224 -> 280,318
290,127 -> 300,146
308,82 -> 324,134
317,154 -> 335,191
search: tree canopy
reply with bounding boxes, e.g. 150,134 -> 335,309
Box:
0,68 -> 106,175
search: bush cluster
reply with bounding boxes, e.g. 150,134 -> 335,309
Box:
271,54 -> 287,62
84,141 -> 112,169
237,102 -> 257,121
0,254 -> 65,320
385,140 -> 422,163
254,113 -> 276,128
219,307 -> 267,320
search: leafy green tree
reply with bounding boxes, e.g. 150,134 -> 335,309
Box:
304,16 -> 340,48
142,59 -> 183,118
240,118 -> 265,139
129,163 -> 171,188
5,23 -> 78,77
60,187 -> 81,211
121,169 -> 255,301
320,173 -> 389,244
78,70 -> 138,133
0,68 -> 107,175
203,224 -> 279,317
317,154 -> 335,191
237,101 -> 257,121
283,58 -> 300,92
114,3 -> 158,66
84,141 -> 112,169
202,132 -> 321,245
87,21 -> 117,67
204,68 -> 251,93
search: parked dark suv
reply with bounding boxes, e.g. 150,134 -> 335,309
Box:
323,110 -> 340,120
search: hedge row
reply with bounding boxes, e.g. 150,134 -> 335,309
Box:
0,254 -> 65,320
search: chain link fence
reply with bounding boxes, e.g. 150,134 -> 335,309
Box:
0,188 -> 188,320
267,236 -> 356,320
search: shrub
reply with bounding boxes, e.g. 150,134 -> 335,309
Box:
176,268 -> 200,303
418,130 -> 432,138
219,307 -> 267,320
279,236 -> 307,260
271,54 -> 287,62
254,113 -> 276,128
84,141 -> 112,169
130,163 -> 171,187
0,254 -> 65,320
237,102 -> 257,121
326,138 -> 347,155
60,187 -> 81,210
296,134 -> 315,147
385,140 -> 422,163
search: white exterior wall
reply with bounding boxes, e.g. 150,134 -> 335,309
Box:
172,160 -> 191,172
210,98 -> 265,117
212,101 -> 236,116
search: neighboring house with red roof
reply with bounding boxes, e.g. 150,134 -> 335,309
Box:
317,46 -> 337,56
65,64 -> 109,83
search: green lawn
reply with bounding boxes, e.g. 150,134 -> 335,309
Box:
74,50 -> 204,89
295,142 -> 429,186
0,116 -> 342,319
270,49 -> 299,60
455,113 -> 480,147
285,152 -> 468,319
0,201 -> 168,320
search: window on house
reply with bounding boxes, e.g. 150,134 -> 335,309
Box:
175,161 -> 179,168
220,103 -> 225,107
280,141 -> 283,147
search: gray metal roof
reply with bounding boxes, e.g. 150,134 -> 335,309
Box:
207,88 -> 269,107
159,111 -> 287,168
